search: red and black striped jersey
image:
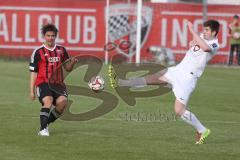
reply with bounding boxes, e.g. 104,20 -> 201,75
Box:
29,44 -> 69,86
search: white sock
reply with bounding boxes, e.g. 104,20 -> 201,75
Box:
119,77 -> 147,87
181,110 -> 206,133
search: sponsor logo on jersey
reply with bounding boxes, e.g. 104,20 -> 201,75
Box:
48,57 -> 60,63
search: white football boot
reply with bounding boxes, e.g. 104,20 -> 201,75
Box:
38,128 -> 49,136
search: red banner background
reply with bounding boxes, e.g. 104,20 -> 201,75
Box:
0,0 -> 239,64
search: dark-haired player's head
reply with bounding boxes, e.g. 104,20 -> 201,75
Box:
41,24 -> 58,47
203,20 -> 220,39
41,23 -> 58,36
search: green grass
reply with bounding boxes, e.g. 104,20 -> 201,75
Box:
0,60 -> 239,160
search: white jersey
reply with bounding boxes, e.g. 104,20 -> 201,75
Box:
176,34 -> 219,77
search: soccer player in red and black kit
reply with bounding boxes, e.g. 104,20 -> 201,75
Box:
29,24 -> 77,136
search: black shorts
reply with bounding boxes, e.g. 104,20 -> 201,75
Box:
36,83 -> 68,106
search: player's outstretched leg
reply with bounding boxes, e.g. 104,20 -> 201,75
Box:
48,96 -> 67,125
108,64 -> 148,88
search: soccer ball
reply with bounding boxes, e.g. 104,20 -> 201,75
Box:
88,75 -> 105,92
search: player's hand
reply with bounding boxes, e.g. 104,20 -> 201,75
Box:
30,90 -> 35,101
189,40 -> 197,47
187,21 -> 194,32
70,57 -> 78,65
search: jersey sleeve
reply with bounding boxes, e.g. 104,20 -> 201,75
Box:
29,49 -> 40,72
200,34 -> 219,54
62,47 -> 70,62
207,39 -> 219,55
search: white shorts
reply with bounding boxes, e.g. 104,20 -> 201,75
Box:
163,66 -> 198,105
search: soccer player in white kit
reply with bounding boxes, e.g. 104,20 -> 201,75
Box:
109,19 -> 220,144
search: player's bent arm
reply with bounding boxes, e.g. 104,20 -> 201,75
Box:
188,21 -> 211,52
30,72 -> 37,101
191,31 -> 211,52
63,58 -> 78,72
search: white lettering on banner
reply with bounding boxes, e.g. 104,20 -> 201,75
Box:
0,6 -> 101,52
219,20 -> 227,48
161,18 -> 167,46
54,15 -> 65,43
0,6 -> 230,54
25,14 -> 36,42
83,16 -> 96,44
38,14 -> 52,42
67,15 -> 81,44
12,13 -> 22,42
4,13 -> 97,45
0,13 -> 9,41
159,18 -> 228,49
172,18 -> 188,47
193,19 -> 202,33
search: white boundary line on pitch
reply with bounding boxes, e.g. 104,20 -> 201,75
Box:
0,45 -> 103,51
0,6 -> 96,13
161,11 -> 235,17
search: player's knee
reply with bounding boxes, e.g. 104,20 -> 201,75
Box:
56,96 -> 68,113
56,96 -> 67,104
42,96 -> 53,107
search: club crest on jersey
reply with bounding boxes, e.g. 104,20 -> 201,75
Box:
48,57 -> 60,63
56,49 -> 63,54
193,45 -> 200,52
106,4 -> 153,57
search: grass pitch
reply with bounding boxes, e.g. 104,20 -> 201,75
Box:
0,60 -> 239,160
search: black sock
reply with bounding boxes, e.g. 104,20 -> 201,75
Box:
48,108 -> 60,125
40,108 -> 50,130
